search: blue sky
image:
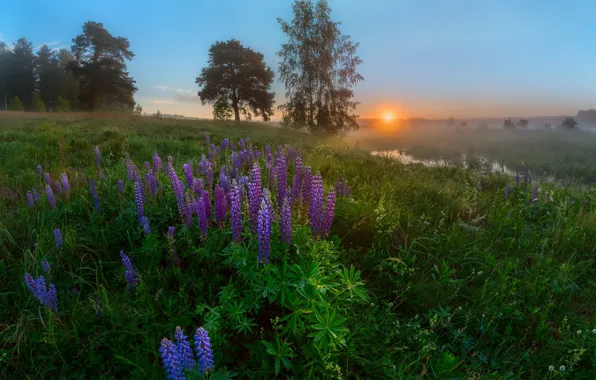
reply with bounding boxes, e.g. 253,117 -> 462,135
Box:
2,0 -> 596,118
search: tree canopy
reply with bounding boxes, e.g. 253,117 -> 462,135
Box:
196,39 -> 275,122
277,0 -> 363,135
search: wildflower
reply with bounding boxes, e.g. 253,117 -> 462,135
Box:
32,187 -> 41,203
281,195 -> 292,244
140,216 -> 151,235
183,192 -> 193,228
230,183 -> 242,243
174,326 -> 196,370
24,273 -> 58,312
120,250 -> 139,287
99,168 -> 105,180
94,146 -> 101,167
276,154 -> 287,209
153,152 -> 163,174
205,135 -> 210,145
577,330 -> 582,335
36,165 -> 42,176
302,166 -> 312,206
559,365 -> 565,372
60,173 -> 70,199
515,173 -> 520,186
159,338 -> 184,380
27,191 -> 34,207
291,156 -> 303,204
239,138 -> 246,150
592,328 -> 596,334
41,260 -> 50,274
117,179 -> 124,194
257,191 -> 272,264
249,163 -> 262,231
54,180 -> 63,197
505,185 -> 509,201
194,327 -> 214,374
54,228 -> 63,249
214,185 -> 227,227
46,184 -> 56,209
193,178 -> 204,196
549,365 -> 554,371
309,173 -> 324,238
144,161 -> 151,172
134,180 -> 145,221
183,163 -> 193,188
125,156 -> 134,180
147,172 -> 158,196
44,172 -> 51,186
196,194 -> 208,239
322,188 -> 336,238
89,179 -> 101,210
167,226 -> 175,242
221,138 -> 230,150
202,190 -> 211,224
168,164 -> 185,214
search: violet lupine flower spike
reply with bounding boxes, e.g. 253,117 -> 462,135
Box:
41,260 -> 50,274
309,173 -> 324,239
153,152 -> 163,174
46,184 -> 56,209
196,193 -> 208,240
281,195 -> 292,244
60,173 -> 70,199
202,190 -> 211,225
44,172 -> 51,186
24,273 -> 58,312
291,156 -> 303,205
120,251 -> 139,288
230,182 -> 242,243
37,165 -> 42,176
90,179 -> 101,210
54,180 -> 62,196
183,163 -> 193,188
54,228 -> 63,249
174,326 -> 196,370
194,327 -> 215,374
257,191 -> 272,264
27,191 -> 34,207
248,163 -> 262,232
159,338 -> 184,380
167,226 -> 175,241
134,180 -> 145,222
117,179 -> 124,194
140,216 -> 151,235
183,192 -> 194,228
321,188 -> 336,238
214,185 -> 227,228
505,185 -> 510,201
276,154 -> 287,211
302,166 -> 312,208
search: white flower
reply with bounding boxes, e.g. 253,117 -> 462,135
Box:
560,365 -> 566,371
592,328 -> 596,334
458,306 -> 462,311
549,365 -> 554,371
577,330 -> 582,335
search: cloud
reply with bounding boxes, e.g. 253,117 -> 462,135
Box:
174,95 -> 201,103
149,99 -> 177,105
153,85 -> 193,94
51,45 -> 68,52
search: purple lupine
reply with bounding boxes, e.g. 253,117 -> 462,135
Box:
117,179 -> 124,194
24,273 -> 57,312
54,180 -> 62,196
183,192 -> 193,228
94,146 -> 101,168
159,338 -> 184,380
302,166 -> 312,207
505,185 -> 510,201
196,193 -> 208,239
291,156 -> 303,205
205,164 -> 213,190
239,138 -> 246,151
125,156 -> 134,181
232,152 -> 241,170
174,327 -> 196,370
46,184 -> 56,209
168,164 -> 185,215
60,173 -> 70,199
140,216 -> 151,235
41,260 -> 50,274
532,186 -> 538,203
143,161 -> 151,172
515,173 -> 520,186
221,138 -> 230,150
197,154 -> 208,176
205,135 -> 210,145
36,165 -> 42,176
147,172 -> 158,196
309,173 -> 324,239
248,163 -> 262,232
202,190 -> 211,223
322,188 -> 336,238
257,191 -> 272,264
265,146 -> 272,169
192,178 -> 204,196
194,327 -> 214,374
281,195 -> 292,244
90,179 -> 100,210
44,173 -> 51,186
183,163 -> 193,188
32,187 -> 41,203
230,183 -> 242,242
47,284 -> 58,312
99,168 -> 105,180
276,154 -> 287,210
134,179 -> 145,221
214,185 -> 226,227
167,226 -> 175,241
27,191 -> 34,207
219,170 -> 231,194
120,250 -> 139,287
54,228 -> 63,249
153,152 -> 163,174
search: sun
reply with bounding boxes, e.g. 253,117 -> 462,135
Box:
382,111 -> 394,122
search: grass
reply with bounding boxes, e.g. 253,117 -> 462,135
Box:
2,113 -> 596,378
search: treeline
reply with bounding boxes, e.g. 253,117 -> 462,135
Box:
0,22 -> 139,113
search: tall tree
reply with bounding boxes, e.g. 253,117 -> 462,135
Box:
277,0 -> 363,134
68,21 -> 137,111
0,42 -> 10,109
196,39 -> 275,122
6,38 -> 37,107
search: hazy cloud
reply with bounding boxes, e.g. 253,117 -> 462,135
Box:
153,85 -> 193,94
150,99 -> 177,105
174,95 -> 200,103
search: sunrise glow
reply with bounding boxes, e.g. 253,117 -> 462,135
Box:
382,111 -> 394,122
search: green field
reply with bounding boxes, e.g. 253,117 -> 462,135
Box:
2,114 -> 596,378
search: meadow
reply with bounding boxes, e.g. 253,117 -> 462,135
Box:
2,114 -> 596,379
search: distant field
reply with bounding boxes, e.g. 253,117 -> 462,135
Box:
2,113 -> 596,378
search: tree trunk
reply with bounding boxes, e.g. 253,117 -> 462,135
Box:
232,101 -> 240,122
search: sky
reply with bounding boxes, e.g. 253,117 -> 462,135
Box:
2,0 -> 596,119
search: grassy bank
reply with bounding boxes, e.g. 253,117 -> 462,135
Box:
2,114 -> 596,378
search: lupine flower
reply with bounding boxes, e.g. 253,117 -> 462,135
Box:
141,161 -> 149,172
36,165 -> 42,176
205,164 -> 213,190
117,179 -> 124,194
159,338 -> 184,380
167,226 -> 175,241
197,154 -> 208,176
232,152 -> 241,169
134,180 -> 145,221
32,187 -> 41,203
196,194 -> 208,239
46,184 -> 56,209
291,157 -> 303,204
24,273 -> 58,312
54,180 -> 62,196
221,138 -> 230,150
54,228 -> 63,248
239,138 -> 246,150
322,188 -> 336,238
205,135 -> 210,145
257,191 -> 272,264
27,191 -> 34,207
532,186 -> 538,203
60,173 -> 70,199
44,172 -> 51,186
183,163 -> 193,188
265,145 -> 272,169
99,168 -> 105,180
194,327 -> 214,374
218,169 -> 230,193
41,260 -> 50,274
302,166 -> 312,206
281,195 -> 292,244
248,163 -> 262,231
309,173 -> 324,238
214,185 -> 226,227
515,173 -> 520,186
168,164 -> 185,215
90,179 -> 101,210
276,154 -> 287,210
94,146 -> 101,167
120,250 -> 139,287
174,327 -> 196,370
153,152 -> 163,174
230,183 -> 242,242
192,178 -> 204,196
505,185 -> 510,201
140,216 -> 151,235
125,156 -> 134,180
166,156 -> 174,176
183,192 -> 194,228
202,190 -> 211,223
147,172 -> 158,196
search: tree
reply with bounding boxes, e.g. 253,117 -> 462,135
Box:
503,118 -> 515,130
517,119 -> 529,128
35,46 -> 79,110
68,21 -> 137,111
133,104 -> 143,115
212,98 -> 233,120
8,96 -> 24,111
30,92 -> 46,112
56,96 -> 71,112
196,39 -> 275,122
6,38 -> 37,107
561,117 -> 578,130
277,0 -> 363,135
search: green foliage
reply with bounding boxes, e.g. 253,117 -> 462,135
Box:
56,96 -> 71,112
30,92 -> 46,112
8,96 -> 24,111
561,117 -> 578,130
